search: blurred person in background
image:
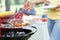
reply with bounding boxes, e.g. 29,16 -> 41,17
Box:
22,0 -> 36,15
30,0 -> 60,40
21,0 -> 40,22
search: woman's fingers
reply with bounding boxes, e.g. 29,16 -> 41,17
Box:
56,5 -> 60,11
56,8 -> 60,10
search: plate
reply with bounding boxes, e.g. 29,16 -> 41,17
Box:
41,4 -> 57,9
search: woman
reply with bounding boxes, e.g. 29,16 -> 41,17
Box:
30,0 -> 60,40
45,1 -> 60,40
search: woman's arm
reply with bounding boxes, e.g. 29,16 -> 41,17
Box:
22,8 -> 36,15
29,0 -> 46,3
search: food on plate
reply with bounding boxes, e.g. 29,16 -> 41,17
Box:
22,21 -> 30,26
13,22 -> 22,27
13,21 -> 30,27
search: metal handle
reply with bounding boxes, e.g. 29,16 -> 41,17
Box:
30,26 -> 37,33
23,26 -> 37,36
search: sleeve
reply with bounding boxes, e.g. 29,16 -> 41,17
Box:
22,8 -> 36,15
30,8 -> 36,15
22,8 -> 30,15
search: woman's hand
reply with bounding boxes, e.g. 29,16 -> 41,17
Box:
44,1 -> 50,6
55,5 -> 60,11
56,8 -> 60,11
24,1 -> 34,11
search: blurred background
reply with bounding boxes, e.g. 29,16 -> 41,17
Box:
0,0 -> 44,16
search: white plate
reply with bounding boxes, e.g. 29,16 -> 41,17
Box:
41,4 -> 57,9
